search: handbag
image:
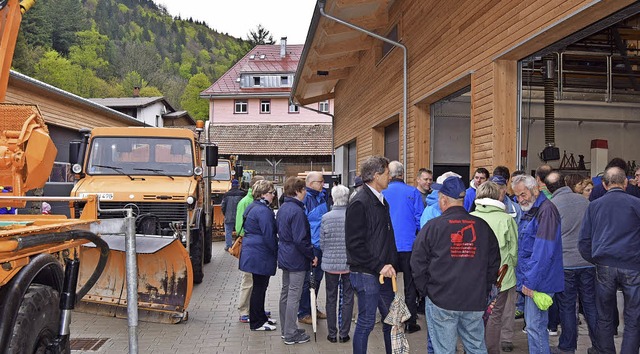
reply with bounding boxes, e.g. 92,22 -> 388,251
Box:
228,236 -> 242,258
228,204 -> 255,258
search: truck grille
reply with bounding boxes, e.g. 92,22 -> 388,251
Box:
97,202 -> 187,225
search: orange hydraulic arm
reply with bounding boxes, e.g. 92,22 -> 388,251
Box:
0,0 -> 35,101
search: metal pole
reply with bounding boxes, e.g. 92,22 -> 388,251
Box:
125,209 -> 138,354
606,55 -> 612,103
318,0 -> 408,181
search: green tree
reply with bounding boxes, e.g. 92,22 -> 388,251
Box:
247,24 -> 274,46
139,86 -> 163,97
180,73 -> 210,120
68,28 -> 109,71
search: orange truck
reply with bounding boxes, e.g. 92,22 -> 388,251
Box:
69,126 -> 216,323
0,1 -> 110,352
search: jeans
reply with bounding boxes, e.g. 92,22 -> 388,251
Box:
556,267 -> 598,352
524,293 -> 553,354
397,251 -> 418,324
279,270 -> 305,339
425,297 -> 487,354
249,274 -> 271,330
350,272 -> 393,354
486,287 -> 516,354
325,272 -> 354,338
594,264 -> 640,354
224,222 -> 234,249
299,246 -> 324,318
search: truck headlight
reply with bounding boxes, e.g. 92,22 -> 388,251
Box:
72,164 -> 82,174
187,196 -> 195,205
193,166 -> 203,176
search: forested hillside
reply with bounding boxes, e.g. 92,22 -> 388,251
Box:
12,0 -> 253,119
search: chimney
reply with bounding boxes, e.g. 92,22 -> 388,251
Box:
280,37 -> 287,58
133,86 -> 140,97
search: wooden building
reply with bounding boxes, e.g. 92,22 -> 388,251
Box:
293,0 -> 640,186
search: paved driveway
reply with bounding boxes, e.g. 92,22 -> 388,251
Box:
70,241 -> 621,353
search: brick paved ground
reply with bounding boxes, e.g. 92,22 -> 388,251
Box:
70,241 -> 623,353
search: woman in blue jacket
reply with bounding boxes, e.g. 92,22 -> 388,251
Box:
239,179 -> 278,331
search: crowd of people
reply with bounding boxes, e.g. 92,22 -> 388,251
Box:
219,156 -> 640,353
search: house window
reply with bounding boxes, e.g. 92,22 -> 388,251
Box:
260,100 -> 271,114
382,25 -> 398,58
281,76 -> 289,86
288,103 -> 299,113
234,100 -> 248,114
319,100 -> 329,113
253,77 -> 261,86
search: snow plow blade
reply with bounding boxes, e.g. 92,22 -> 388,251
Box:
76,234 -> 192,324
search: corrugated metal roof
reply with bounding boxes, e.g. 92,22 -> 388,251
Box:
88,96 -> 167,108
201,44 -> 303,97
184,124 -> 332,156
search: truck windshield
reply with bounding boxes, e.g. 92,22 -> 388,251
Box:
87,137 -> 194,177
210,160 -> 231,181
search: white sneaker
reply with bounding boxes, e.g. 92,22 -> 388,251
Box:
548,328 -> 559,336
253,323 -> 276,331
267,318 -> 277,325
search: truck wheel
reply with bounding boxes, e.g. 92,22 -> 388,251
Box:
8,284 -> 68,354
203,223 -> 212,264
191,227 -> 204,284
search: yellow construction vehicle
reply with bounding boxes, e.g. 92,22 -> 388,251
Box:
0,1 -> 110,352
210,157 -> 233,235
69,125 -> 216,323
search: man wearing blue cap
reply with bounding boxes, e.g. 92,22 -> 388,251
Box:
411,176 -> 500,354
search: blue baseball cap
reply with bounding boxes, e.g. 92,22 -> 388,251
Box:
432,176 -> 466,199
231,179 -> 239,187
489,175 -> 507,186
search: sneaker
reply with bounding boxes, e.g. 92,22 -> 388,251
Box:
267,318 -> 277,325
252,323 -> 276,331
338,335 -> 351,343
239,315 -> 249,323
587,347 -> 598,354
522,325 -> 527,334
549,346 -> 574,354
548,328 -> 559,336
405,323 -> 421,333
515,309 -> 524,319
298,315 -> 312,325
284,332 -> 311,345
316,310 -> 327,319
265,310 -> 271,317
281,328 -> 306,339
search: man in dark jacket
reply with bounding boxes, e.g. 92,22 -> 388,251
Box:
411,176 -> 499,353
579,167 -> 640,354
276,177 -> 316,345
221,179 -> 246,250
346,156 -> 397,354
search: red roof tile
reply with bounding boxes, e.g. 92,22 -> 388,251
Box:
201,44 -> 303,96
200,124 -> 332,156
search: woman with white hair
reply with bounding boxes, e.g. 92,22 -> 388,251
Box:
320,184 -> 354,343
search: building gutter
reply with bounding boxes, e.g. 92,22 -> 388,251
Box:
303,0 -> 409,180
9,70 -> 147,127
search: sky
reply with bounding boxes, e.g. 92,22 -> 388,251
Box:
155,0 -> 317,45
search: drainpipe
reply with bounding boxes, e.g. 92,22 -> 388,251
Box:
295,102 -> 335,172
317,0 -> 408,180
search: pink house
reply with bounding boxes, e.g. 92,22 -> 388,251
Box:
201,38 -> 333,125
200,38 -> 333,183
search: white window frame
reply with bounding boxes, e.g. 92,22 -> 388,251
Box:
319,100 -> 329,113
288,103 -> 299,113
234,100 -> 248,114
260,100 -> 271,114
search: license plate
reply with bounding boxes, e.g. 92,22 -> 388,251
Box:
80,192 -> 114,201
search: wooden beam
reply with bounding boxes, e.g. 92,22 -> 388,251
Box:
296,92 -> 336,106
304,68 -> 351,84
309,53 -> 361,72
315,36 -> 372,56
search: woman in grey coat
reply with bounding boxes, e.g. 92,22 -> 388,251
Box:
320,184 -> 354,343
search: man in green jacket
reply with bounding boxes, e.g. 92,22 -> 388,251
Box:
235,175 -> 264,323
471,179 -> 518,354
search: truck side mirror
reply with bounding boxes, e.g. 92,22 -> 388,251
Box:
69,140 -> 81,165
205,145 -> 218,167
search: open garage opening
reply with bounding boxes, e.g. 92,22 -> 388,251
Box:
518,4 -> 640,177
